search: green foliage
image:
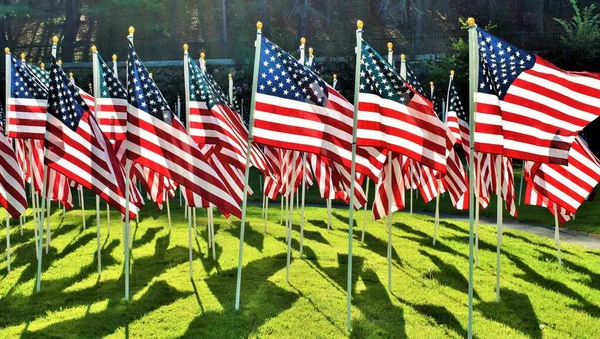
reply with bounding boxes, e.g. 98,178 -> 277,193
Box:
554,0 -> 600,61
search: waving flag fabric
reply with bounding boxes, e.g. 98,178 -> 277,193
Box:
446,83 -> 470,156
186,58 -> 270,175
95,53 -> 128,141
357,39 -> 454,174
474,28 -> 600,164
528,136 -> 600,214
44,58 -> 143,218
6,56 -> 48,139
126,43 -> 241,218
0,126 -> 28,218
372,155 -> 405,220
251,36 -> 385,180
524,180 -> 573,224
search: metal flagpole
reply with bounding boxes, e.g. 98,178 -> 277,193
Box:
264,195 -> 269,232
228,73 -> 234,106
332,74 -> 337,90
386,42 -> 394,291
69,72 -> 87,231
495,155 -> 503,302
475,158 -> 481,266
36,36 -> 59,292
433,101 -> 445,246
91,46 -> 104,277
399,54 -> 413,214
518,160 -> 525,205
183,43 -> 195,278
467,17 -> 478,339
554,205 -> 562,266
123,26 -> 135,300
345,20 -> 364,333
235,21 -> 263,310
361,178 -> 369,241
327,198 -> 332,231
5,210 -> 10,272
286,151 -> 299,281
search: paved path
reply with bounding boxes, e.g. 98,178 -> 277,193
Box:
434,212 -> 600,250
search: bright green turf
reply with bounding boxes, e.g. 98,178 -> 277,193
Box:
0,200 -> 599,338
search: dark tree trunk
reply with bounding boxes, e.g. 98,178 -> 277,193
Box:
63,0 -> 78,62
221,0 -> 228,42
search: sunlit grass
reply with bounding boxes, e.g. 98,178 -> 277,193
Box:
0,198 -> 599,338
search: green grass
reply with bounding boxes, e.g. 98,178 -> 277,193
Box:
245,168 -> 600,236
1,201 -> 599,338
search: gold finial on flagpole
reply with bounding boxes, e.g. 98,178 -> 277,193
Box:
333,74 -> 337,79
357,20 -> 364,29
387,42 -> 393,50
58,60 -> 62,66
52,36 -> 59,44
149,72 -> 153,78
40,63 -> 45,70
309,47 -> 313,56
183,44 -> 189,52
257,21 -> 263,30
112,54 -> 117,61
451,70 -> 455,76
128,26 -> 135,35
4,47 -> 9,53
467,18 -> 475,26
401,54 -> 406,61
200,52 -> 205,59
91,45 -> 97,53
228,73 -> 232,78
69,72 -> 73,78
301,37 -> 306,45
430,81 -> 434,87
20,53 -> 25,61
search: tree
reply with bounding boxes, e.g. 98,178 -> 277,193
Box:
554,0 -> 600,71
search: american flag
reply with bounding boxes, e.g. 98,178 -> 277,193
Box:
6,56 -> 48,139
0,126 -> 28,218
45,168 -> 74,209
357,39 -> 455,174
29,64 -> 50,85
446,82 -> 470,156
14,138 -> 30,183
126,42 -> 241,218
442,149 -> 468,210
263,146 -> 283,200
310,153 -> 336,200
251,36 -> 386,180
524,180 -> 573,224
26,139 -> 44,193
186,57 -> 271,175
44,57 -> 143,218
372,155 -> 405,220
527,136 -> 600,214
474,28 -> 600,164
94,53 -> 128,141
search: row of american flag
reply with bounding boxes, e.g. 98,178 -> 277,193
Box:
1,24 -> 599,249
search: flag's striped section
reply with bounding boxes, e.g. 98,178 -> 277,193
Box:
372,154 -> 405,220
0,131 -> 28,218
529,136 -> 600,214
524,181 -> 573,224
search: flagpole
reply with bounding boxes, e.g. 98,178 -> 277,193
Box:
91,46 -> 105,277
346,20 -> 364,333
228,73 -> 233,106
475,157 -> 481,266
123,26 -> 135,301
5,209 -> 10,272
297,37 -> 308,237
286,151 -> 299,281
386,42 -> 394,291
327,197 -> 332,231
467,17 -> 478,339
399,54 -> 413,214
183,43 -> 195,278
554,205 -> 562,266
36,36 -> 59,292
69,72 -> 87,231
264,193 -> 269,232
518,160 -> 525,205
495,155 -> 503,302
235,21 -> 263,310
178,95 -> 182,208
361,177 -> 369,241
332,73 -> 337,90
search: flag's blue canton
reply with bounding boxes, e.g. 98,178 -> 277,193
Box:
29,64 -> 50,86
359,39 -> 413,104
47,58 -> 89,132
257,37 -> 328,107
98,54 -> 127,99
187,58 -> 227,110
127,42 -> 173,123
449,83 -> 468,123
10,57 -> 48,99
405,64 -> 427,98
477,28 -> 536,100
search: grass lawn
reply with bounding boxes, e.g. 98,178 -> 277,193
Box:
1,200 -> 599,338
